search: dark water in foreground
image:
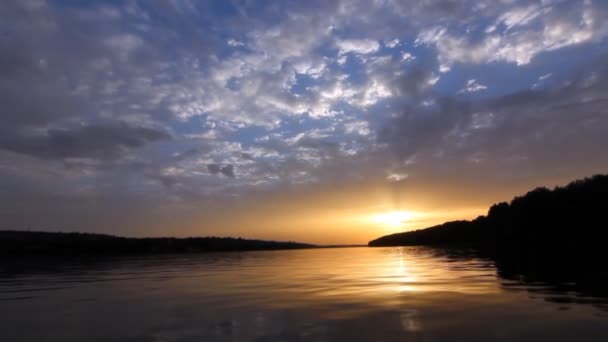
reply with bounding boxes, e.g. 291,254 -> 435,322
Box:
1,247 -> 607,341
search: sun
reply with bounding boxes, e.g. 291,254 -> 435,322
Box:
371,211 -> 415,228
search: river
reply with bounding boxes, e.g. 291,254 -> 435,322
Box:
1,246 -> 607,341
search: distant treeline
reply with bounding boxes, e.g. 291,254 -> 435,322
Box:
0,231 -> 314,256
369,174 -> 608,258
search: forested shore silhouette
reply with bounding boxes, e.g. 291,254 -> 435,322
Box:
370,174 -> 608,300
369,174 -> 608,250
0,231 -> 314,256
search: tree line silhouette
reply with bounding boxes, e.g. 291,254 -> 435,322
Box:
0,231 -> 314,256
369,174 -> 608,251
369,174 -> 608,292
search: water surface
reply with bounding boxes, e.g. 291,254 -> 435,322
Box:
1,247 -> 607,341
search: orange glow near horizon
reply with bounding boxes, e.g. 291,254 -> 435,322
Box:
175,203 -> 488,245
370,210 -> 417,228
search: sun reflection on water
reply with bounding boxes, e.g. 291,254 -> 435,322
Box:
2,247 -> 606,342
204,246 -> 502,308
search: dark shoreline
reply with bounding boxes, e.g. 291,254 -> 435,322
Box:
0,230 -> 368,257
369,174 -> 608,254
368,174 -> 608,301
0,230 -> 317,256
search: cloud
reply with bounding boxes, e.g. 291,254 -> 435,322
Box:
227,39 -> 244,47
207,164 -> 236,178
378,98 -> 471,160
459,79 -> 488,93
379,65 -> 608,185
104,33 -> 144,53
385,38 -> 400,48
417,0 -> 608,68
336,38 -> 380,54
401,52 -> 415,62
387,173 -> 408,182
496,4 -> 549,31
0,122 -> 171,161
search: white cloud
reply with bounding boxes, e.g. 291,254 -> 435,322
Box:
386,173 -> 408,182
532,73 -> 553,89
415,26 -> 446,45
385,38 -> 400,48
356,80 -> 392,107
401,52 -> 415,62
426,74 -> 440,87
336,38 -> 380,55
459,79 -> 488,93
470,112 -> 495,129
227,39 -> 244,47
497,5 -> 550,30
344,120 -> 371,136
418,1 -> 608,68
292,59 -> 327,78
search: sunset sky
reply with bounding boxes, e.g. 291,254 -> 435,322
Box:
2,0 -> 608,244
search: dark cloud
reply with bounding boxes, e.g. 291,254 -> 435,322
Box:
173,146 -> 212,161
220,164 -> 235,178
392,62 -> 438,99
378,66 -> 608,183
378,98 -> 471,159
207,164 -> 236,178
0,122 -> 170,161
0,34 -> 81,129
240,152 -> 254,160
207,163 -> 222,175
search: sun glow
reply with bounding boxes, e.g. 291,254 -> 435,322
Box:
371,210 -> 415,228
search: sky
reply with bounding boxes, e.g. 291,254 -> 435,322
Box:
1,0 -> 608,244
